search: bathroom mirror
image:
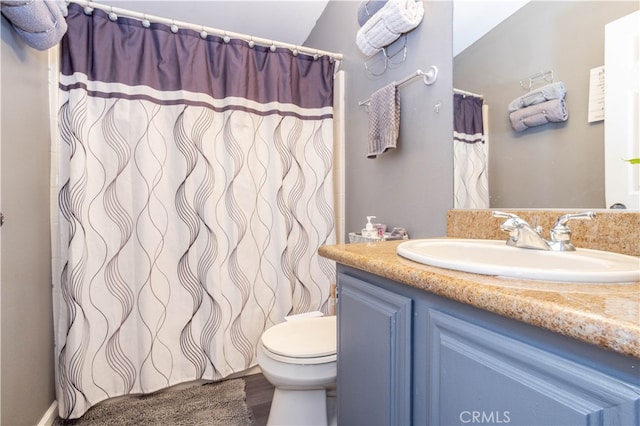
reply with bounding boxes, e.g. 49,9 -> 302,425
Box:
453,1 -> 639,209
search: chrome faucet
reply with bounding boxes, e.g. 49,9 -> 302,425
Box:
493,211 -> 596,252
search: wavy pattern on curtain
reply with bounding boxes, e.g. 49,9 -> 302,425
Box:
53,4 -> 336,419
453,93 -> 489,209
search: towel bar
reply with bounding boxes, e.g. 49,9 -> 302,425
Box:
359,66 -> 438,107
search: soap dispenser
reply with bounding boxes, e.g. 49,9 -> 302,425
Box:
362,216 -> 377,239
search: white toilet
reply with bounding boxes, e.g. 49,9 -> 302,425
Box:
257,315 -> 337,426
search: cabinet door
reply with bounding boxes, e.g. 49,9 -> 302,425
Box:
428,309 -> 640,426
337,274 -> 412,426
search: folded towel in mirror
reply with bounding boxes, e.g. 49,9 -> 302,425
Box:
509,98 -> 568,132
357,1 -> 389,26
356,0 -> 424,57
508,82 -> 566,112
367,83 -> 400,158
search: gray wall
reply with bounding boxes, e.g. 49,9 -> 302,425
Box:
306,1 -> 454,239
0,2 -> 453,422
1,16 -> 55,426
454,1 -> 639,209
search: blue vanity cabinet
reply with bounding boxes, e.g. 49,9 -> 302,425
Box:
426,308 -> 640,425
336,272 -> 412,426
336,265 -> 640,426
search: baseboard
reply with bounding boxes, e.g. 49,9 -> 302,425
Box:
37,400 -> 58,426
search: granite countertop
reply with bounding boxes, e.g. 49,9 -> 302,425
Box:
319,240 -> 640,359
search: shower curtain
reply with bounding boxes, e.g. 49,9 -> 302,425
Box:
53,4 -> 336,419
453,93 -> 489,208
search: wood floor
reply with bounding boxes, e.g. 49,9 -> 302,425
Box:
244,373 -> 275,426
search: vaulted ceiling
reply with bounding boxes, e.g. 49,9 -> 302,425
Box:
94,1 -> 529,56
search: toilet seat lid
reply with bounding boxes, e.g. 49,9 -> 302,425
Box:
261,316 -> 337,359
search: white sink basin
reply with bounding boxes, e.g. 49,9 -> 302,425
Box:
396,239 -> 640,283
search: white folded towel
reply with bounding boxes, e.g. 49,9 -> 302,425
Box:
367,83 -> 400,158
356,0 -> 424,57
509,98 -> 568,132
508,82 -> 566,112
1,0 -> 68,50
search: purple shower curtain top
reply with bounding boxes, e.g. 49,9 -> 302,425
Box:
453,93 -> 484,144
60,3 -> 335,112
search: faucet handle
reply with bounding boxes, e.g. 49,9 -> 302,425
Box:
493,211 -> 535,244
492,211 -> 530,230
553,211 -> 596,226
493,211 -> 548,250
550,211 -> 596,248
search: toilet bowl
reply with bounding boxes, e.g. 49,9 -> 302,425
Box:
257,315 -> 337,426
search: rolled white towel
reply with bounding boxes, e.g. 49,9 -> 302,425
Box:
1,0 -> 56,32
509,98 -> 568,132
508,82 -> 566,112
1,0 -> 68,50
356,0 -> 424,57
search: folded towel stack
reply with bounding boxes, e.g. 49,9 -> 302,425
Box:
367,83 -> 400,158
508,82 -> 568,132
356,0 -> 424,57
1,0 -> 68,50
508,82 -> 566,112
509,98 -> 568,132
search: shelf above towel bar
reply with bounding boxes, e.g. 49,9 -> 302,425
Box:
359,65 -> 438,107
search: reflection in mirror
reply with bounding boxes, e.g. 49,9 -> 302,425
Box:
453,1 -> 639,209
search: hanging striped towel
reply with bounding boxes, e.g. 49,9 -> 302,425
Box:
367,83 -> 400,158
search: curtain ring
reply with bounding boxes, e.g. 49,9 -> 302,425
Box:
223,31 -> 231,43
83,6 -> 93,15
313,50 -> 319,61
141,14 -> 150,28
248,37 -> 255,48
170,21 -> 178,34
292,46 -> 299,56
270,42 -> 277,52
200,26 -> 207,39
108,7 -> 117,21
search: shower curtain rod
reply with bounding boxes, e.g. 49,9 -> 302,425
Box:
454,88 -> 483,98
67,0 -> 344,61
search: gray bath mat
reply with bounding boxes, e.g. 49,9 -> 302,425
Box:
54,378 -> 254,426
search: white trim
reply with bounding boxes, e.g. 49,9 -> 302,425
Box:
333,70 -> 346,245
48,48 -> 62,418
60,73 -> 334,118
37,401 -> 58,426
